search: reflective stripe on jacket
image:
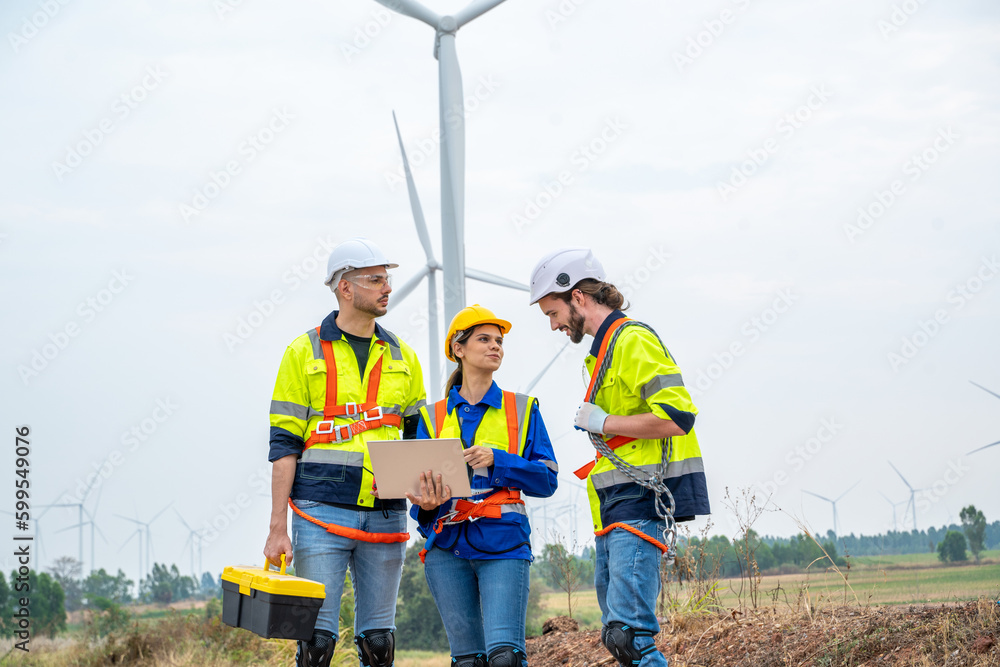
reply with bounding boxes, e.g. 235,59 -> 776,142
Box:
583,310 -> 710,530
269,310 -> 426,508
412,382 -> 558,560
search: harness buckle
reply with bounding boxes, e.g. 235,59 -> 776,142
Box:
363,405 -> 384,422
315,420 -> 336,435
333,423 -> 354,443
342,402 -> 360,417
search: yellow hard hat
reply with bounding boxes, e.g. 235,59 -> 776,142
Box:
445,304 -> 512,362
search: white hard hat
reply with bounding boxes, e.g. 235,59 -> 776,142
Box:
528,247 -> 606,305
324,237 -> 398,291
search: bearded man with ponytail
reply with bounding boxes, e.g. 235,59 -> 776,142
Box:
530,248 -> 710,667
406,304 -> 558,667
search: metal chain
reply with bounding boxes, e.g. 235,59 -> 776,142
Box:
587,321 -> 677,564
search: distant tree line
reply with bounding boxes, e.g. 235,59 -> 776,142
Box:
761,518 -> 999,559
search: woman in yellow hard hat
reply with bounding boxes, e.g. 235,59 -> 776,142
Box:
406,304 -> 558,667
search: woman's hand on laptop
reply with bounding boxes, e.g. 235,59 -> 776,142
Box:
406,470 -> 452,511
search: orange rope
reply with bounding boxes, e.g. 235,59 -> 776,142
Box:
595,522 -> 668,554
289,499 -> 409,544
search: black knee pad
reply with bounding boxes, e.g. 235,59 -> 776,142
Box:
452,652 -> 487,667
296,629 -> 335,667
355,628 -> 394,667
601,622 -> 656,666
487,646 -> 525,667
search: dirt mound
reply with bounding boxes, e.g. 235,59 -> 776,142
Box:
527,600 -> 1000,666
542,616 -> 580,634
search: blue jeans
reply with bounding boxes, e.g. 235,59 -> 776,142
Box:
291,500 -> 407,647
423,548 -> 530,665
595,519 -> 668,667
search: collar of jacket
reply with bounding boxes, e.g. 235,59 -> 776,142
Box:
319,310 -> 397,345
589,309 -> 628,357
446,380 -> 503,414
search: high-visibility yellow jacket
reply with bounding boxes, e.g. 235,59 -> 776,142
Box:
268,310 -> 426,510
583,311 -> 710,530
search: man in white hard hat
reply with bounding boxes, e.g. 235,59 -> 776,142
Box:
265,237 -> 427,667
529,248 -> 710,667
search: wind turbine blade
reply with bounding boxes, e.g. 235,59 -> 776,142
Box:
454,0 -> 508,28
524,341 -> 570,394
149,502 -> 174,525
388,264 -> 432,309
115,514 -> 143,527
970,380 -> 1000,401
373,0 -> 440,27
55,522 -> 86,534
118,530 -> 140,552
173,508 -> 194,532
887,461 -> 913,490
878,491 -> 895,506
968,440 -> 1000,454
802,490 -> 833,503
466,268 -> 529,292
836,480 -> 861,502
93,522 -> 109,544
392,111 -> 437,265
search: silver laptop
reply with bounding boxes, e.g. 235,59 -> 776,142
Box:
367,438 -> 473,499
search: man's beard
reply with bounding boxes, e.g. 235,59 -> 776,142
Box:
354,289 -> 387,317
567,302 -> 586,344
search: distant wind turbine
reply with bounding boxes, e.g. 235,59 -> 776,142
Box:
878,491 -> 907,532
802,481 -> 859,537
888,461 -> 928,530
968,381 -> 1000,454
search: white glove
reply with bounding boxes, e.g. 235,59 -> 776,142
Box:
575,402 -> 609,434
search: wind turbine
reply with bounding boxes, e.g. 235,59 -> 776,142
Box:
888,461 -> 925,530
375,0 -> 530,399
55,487 -> 107,574
878,491 -> 907,532
802,480 -> 859,537
119,525 -> 144,598
174,509 -> 204,579
116,503 -> 173,580
968,380 -> 1000,454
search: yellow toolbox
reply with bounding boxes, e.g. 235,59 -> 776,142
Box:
221,555 -> 325,640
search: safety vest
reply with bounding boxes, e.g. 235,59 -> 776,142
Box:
269,321 -> 425,509
416,391 -> 535,561
579,316 -> 707,534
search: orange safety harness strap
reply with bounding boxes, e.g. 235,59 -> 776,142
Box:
574,318 -> 637,480
288,499 -> 409,544
595,522 -> 669,554
305,327 -> 402,449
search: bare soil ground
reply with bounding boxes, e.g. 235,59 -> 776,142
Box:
528,601 -> 999,666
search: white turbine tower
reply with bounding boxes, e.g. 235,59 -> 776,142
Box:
888,461 -> 926,531
376,0 -> 529,399
802,480 -> 859,537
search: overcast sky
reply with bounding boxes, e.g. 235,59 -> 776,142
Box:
2,0 -> 998,585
